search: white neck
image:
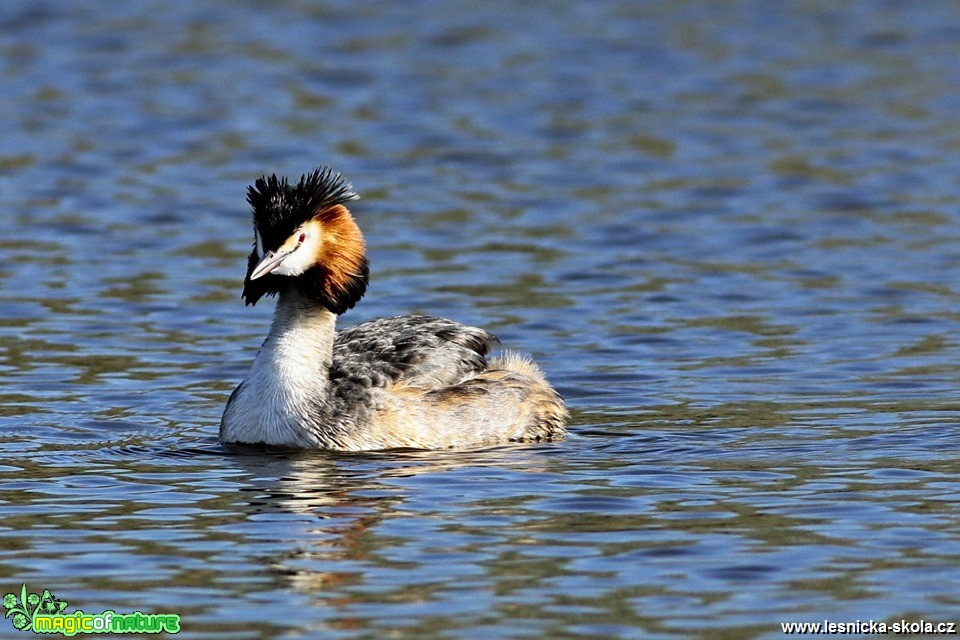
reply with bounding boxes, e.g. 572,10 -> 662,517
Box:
266,288 -> 336,391
220,287 -> 338,447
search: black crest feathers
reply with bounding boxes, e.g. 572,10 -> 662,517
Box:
246,166 -> 358,252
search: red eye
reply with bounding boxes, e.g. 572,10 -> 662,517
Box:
298,233 -> 306,244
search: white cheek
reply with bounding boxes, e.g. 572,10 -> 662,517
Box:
273,232 -> 321,276
273,250 -> 313,276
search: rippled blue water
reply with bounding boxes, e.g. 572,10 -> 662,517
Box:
2,1 -> 960,638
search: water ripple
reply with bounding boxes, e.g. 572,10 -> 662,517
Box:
2,0 -> 960,638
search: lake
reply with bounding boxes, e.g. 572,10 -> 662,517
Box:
2,1 -> 960,638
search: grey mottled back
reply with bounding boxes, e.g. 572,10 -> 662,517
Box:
330,315 -> 495,394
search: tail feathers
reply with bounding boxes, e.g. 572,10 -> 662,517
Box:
489,351 -> 568,441
490,351 -> 547,380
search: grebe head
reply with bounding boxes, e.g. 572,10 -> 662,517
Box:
242,166 -> 369,314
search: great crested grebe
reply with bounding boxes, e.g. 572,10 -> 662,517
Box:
219,166 -> 567,450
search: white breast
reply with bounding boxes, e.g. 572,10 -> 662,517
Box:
220,301 -> 338,447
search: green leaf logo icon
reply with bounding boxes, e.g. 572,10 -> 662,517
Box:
3,584 -> 68,632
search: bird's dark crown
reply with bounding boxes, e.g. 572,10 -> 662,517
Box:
247,166 -> 359,252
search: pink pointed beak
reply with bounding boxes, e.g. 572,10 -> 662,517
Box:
249,249 -> 293,280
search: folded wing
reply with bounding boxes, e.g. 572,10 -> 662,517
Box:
331,315 -> 496,391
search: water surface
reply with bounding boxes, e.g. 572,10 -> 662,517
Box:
2,1 -> 960,638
